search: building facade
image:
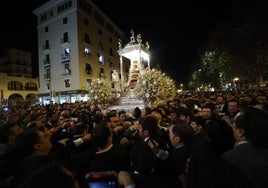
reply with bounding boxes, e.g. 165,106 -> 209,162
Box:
0,47 -> 39,108
33,0 -> 130,105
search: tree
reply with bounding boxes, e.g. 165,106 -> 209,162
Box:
207,0 -> 268,88
189,50 -> 232,90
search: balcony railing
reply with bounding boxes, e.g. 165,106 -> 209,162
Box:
61,68 -> 71,75
43,59 -> 50,66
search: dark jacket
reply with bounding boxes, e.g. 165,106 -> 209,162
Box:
222,142 -> 268,188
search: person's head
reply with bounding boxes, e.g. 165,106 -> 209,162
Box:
92,113 -> 104,128
143,106 -> 152,116
167,109 -> 180,123
72,123 -> 88,136
190,115 -> 205,134
17,162 -> 79,188
150,108 -> 164,125
132,107 -> 142,119
0,121 -> 22,144
118,110 -> 127,122
60,110 -> 71,118
14,126 -> 52,159
216,95 -> 226,105
177,107 -> 191,124
138,115 -> 159,139
91,125 -> 113,150
130,141 -> 156,174
77,112 -> 90,125
201,103 -> 215,120
169,122 -> 194,147
232,106 -> 268,148
227,98 -> 240,115
105,111 -> 120,129
46,111 -> 58,124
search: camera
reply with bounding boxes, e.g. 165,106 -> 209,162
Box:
85,171 -> 118,188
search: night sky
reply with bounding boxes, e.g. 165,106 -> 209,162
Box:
0,0 -> 232,83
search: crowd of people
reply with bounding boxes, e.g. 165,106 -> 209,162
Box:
0,90 -> 268,188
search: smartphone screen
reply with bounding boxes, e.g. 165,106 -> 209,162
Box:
89,181 -> 117,188
85,171 -> 118,188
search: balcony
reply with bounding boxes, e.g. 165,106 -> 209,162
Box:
42,45 -> 50,51
99,73 -> 106,78
61,37 -> 70,44
43,59 -> 50,67
85,69 -> 92,75
61,68 -> 71,75
61,55 -> 70,64
44,74 -> 51,79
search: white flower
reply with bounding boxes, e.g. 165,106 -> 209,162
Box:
134,68 -> 176,107
88,78 -> 113,103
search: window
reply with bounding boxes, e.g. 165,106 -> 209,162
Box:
106,23 -> 114,34
16,67 -> 21,72
16,59 -> 21,65
100,68 -> 105,77
84,32 -> 91,44
109,59 -> 114,67
98,28 -> 102,35
25,82 -> 38,91
99,54 -> 105,65
109,48 -> 114,56
63,17 -> 68,24
57,0 -> 73,13
85,63 -> 92,75
40,13 -> 47,22
45,68 -> 50,79
45,54 -> 50,65
62,32 -> 69,43
98,41 -> 104,51
62,48 -> 70,59
64,63 -> 70,70
84,47 -> 91,56
44,40 -> 50,50
65,79 -> 70,87
86,79 -> 92,87
49,10 -> 53,17
84,18 -> 89,26
45,26 -> 49,33
8,81 -> 23,90
46,81 -> 50,90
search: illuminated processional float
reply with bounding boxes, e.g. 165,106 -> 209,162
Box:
110,30 -> 151,112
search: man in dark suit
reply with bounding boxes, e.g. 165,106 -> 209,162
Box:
88,125 -> 130,173
216,95 -> 228,116
166,123 -> 194,178
12,126 -> 94,188
129,141 -> 182,188
221,106 -> 268,188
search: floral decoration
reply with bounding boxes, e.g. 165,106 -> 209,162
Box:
88,78 -> 113,104
134,68 -> 176,107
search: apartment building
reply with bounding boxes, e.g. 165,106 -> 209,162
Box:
33,0 -> 129,104
0,47 -> 39,107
